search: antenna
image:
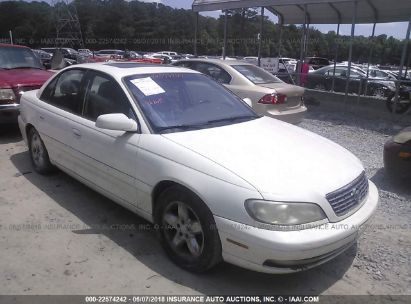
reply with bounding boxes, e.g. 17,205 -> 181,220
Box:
51,0 -> 84,48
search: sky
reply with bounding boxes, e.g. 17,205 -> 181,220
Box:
142,0 -> 409,39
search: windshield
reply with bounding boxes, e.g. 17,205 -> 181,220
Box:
231,64 -> 282,84
124,73 -> 258,133
0,46 -> 43,69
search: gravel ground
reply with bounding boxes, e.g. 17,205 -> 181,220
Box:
300,106 -> 411,293
0,106 -> 410,296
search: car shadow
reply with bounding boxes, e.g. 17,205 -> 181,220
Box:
303,103 -> 407,136
0,123 -> 22,144
10,150 -> 355,295
370,168 -> 411,198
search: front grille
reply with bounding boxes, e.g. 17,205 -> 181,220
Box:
326,172 -> 369,216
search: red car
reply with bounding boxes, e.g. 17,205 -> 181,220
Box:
0,44 -> 53,123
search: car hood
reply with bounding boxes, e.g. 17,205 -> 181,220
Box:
0,68 -> 53,88
162,117 -> 364,198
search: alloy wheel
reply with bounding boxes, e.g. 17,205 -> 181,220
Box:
162,201 -> 204,259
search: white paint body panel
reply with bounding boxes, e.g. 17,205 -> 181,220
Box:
18,63 -> 379,273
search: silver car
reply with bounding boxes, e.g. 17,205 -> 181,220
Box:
174,59 -> 306,124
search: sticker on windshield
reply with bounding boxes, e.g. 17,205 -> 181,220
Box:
130,77 -> 165,96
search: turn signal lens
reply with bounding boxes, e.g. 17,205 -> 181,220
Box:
398,151 -> 411,159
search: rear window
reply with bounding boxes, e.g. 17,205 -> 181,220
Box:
231,65 -> 282,84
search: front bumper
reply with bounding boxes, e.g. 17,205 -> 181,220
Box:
384,139 -> 411,179
0,104 -> 19,123
265,105 -> 307,124
215,181 -> 378,273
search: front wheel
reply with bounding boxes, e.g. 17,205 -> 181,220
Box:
371,87 -> 388,99
154,186 -> 222,272
28,128 -> 54,174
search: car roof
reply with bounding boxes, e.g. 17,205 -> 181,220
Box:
177,58 -> 253,67
65,62 -> 200,78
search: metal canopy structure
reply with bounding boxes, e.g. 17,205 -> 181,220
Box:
191,0 -> 411,118
192,0 -> 411,24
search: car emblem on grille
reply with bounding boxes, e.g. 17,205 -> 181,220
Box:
350,187 -> 361,204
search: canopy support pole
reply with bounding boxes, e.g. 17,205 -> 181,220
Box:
331,23 -> 340,92
258,7 -> 265,67
298,5 -> 308,86
194,12 -> 199,56
364,23 -> 376,96
344,0 -> 358,104
392,15 -> 411,116
278,23 -> 283,57
223,10 -> 228,60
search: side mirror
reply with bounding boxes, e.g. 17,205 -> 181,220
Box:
243,98 -> 253,107
95,113 -> 138,132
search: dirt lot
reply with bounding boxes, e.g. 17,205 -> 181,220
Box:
0,106 -> 410,296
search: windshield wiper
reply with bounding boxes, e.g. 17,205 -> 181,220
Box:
157,123 -> 207,132
157,115 -> 257,133
205,115 -> 257,124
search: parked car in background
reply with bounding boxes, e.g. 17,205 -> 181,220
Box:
173,59 -> 306,124
32,49 -> 52,69
278,57 -> 297,73
305,57 -> 330,70
158,51 -> 178,56
368,67 -> 397,80
146,53 -> 172,64
18,62 -> 378,273
243,56 -> 258,62
78,49 -> 93,57
95,49 -> 125,59
384,126 -> 411,179
41,47 -> 79,61
306,65 -> 397,97
0,44 -> 53,123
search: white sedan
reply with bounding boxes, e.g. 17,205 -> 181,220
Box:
18,62 -> 379,273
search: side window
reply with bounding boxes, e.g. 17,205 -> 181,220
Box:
327,68 -> 344,76
83,73 -> 135,121
193,63 -> 232,84
40,69 -> 85,115
350,70 -> 362,78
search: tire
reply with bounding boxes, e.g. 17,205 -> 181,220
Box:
371,87 -> 388,99
28,128 -> 54,174
154,185 -> 222,272
386,96 -> 411,114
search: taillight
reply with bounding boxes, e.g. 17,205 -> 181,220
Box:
258,93 -> 287,105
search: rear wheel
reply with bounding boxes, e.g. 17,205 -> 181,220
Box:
154,185 -> 222,272
28,128 -> 54,174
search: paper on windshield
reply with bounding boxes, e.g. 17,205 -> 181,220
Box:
130,77 -> 165,96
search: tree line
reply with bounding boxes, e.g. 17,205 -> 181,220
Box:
0,0 -> 410,65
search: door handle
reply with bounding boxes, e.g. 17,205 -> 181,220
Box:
72,128 -> 81,138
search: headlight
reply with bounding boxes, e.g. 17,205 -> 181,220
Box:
0,88 -> 16,102
245,199 -> 327,226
